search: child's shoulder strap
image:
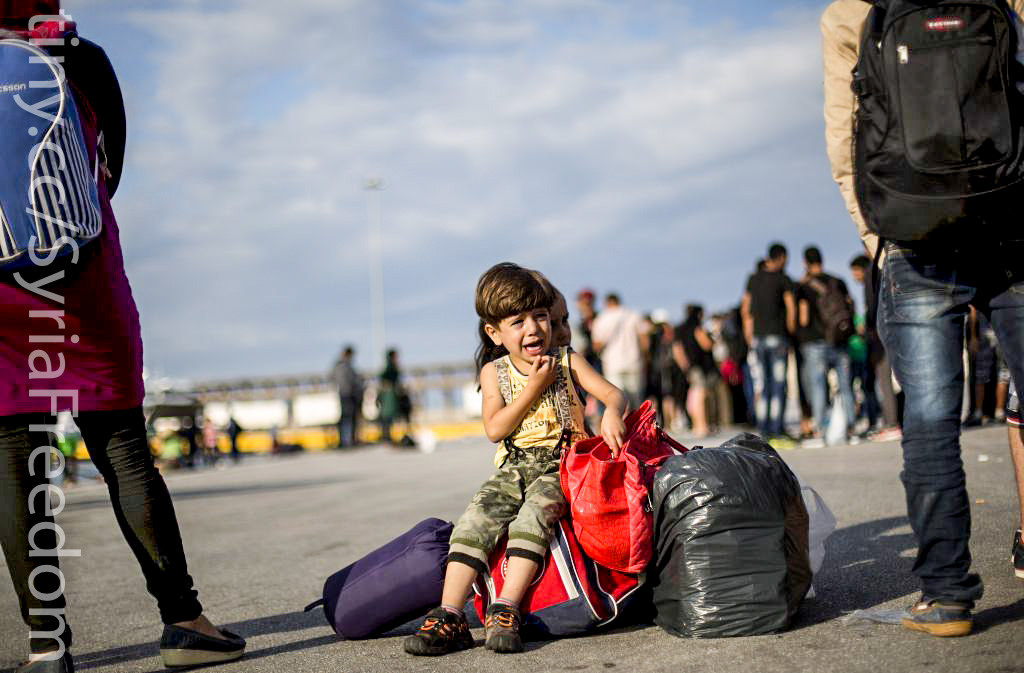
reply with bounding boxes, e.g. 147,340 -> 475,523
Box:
552,347 -> 574,431
494,349 -> 574,431
493,356 -> 514,406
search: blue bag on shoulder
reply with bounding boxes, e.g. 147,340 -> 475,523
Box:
0,36 -> 102,271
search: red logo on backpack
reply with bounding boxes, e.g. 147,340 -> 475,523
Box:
925,17 -> 966,31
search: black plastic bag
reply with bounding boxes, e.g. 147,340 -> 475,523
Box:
650,433 -> 811,637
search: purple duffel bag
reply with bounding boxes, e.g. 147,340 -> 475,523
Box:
305,517 -> 453,639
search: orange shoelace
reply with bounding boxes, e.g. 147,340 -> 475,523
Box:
486,610 -> 518,629
420,617 -> 457,636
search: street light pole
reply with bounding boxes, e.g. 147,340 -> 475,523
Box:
364,178 -> 386,368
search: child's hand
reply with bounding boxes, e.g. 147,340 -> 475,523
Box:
527,355 -> 558,391
600,409 -> 626,457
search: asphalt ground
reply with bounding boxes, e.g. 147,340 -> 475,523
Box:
1,425 -> 1022,673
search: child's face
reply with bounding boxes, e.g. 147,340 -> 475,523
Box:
486,307 -> 552,366
550,295 -> 571,348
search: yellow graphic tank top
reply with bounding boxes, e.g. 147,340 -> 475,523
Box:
492,346 -> 586,467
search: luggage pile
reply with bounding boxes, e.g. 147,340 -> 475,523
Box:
650,433 -> 813,637
307,413 -> 832,642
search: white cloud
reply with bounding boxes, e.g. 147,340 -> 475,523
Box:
63,0 -> 859,380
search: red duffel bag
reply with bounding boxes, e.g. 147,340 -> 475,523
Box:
560,400 -> 687,573
473,518 -> 644,637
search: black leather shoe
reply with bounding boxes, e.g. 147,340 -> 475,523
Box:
159,624 -> 245,668
16,651 -> 73,673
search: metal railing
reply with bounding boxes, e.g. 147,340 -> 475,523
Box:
176,360 -> 479,423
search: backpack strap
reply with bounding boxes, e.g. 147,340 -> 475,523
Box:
806,276 -> 829,298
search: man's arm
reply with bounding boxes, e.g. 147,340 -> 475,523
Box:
672,340 -> 690,372
784,289 -> 797,336
821,0 -> 876,256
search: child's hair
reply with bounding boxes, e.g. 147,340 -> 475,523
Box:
527,268 -> 558,302
474,262 -> 556,373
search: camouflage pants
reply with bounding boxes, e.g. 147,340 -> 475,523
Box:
448,446 -> 566,572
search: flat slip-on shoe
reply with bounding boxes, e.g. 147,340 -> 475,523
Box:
160,625 -> 245,668
16,652 -> 73,673
900,600 -> 972,637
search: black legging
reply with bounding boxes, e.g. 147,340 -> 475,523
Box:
0,407 -> 202,654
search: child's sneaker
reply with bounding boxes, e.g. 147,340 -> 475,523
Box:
1013,529 -> 1024,579
403,608 -> 473,656
900,599 -> 972,637
484,603 -> 523,653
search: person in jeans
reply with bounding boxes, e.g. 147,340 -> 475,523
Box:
331,345 -> 363,447
823,0 -> 1024,636
795,246 -> 856,444
741,242 -> 796,440
849,255 -> 902,442
0,6 -> 243,670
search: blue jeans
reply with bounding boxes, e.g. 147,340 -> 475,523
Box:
800,341 -> 856,436
741,360 -> 756,426
850,357 -> 880,428
878,240 -> 1024,606
751,335 -> 789,436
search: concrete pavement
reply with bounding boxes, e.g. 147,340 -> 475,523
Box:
1,425 -> 1022,672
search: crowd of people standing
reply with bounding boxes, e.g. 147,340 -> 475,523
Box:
566,241 -> 911,447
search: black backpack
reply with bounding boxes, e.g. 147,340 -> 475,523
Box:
808,276 -> 855,347
853,0 -> 1024,241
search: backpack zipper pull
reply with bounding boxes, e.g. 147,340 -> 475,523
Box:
897,45 -> 909,64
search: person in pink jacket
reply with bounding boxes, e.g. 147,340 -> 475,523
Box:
0,3 -> 243,670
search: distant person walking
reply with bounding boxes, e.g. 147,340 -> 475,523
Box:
179,416 -> 200,469
795,246 -> 856,443
227,415 -> 243,463
672,305 -> 717,438
591,293 -> 648,411
332,345 -> 364,448
377,349 -> 407,445
0,5 -> 243,670
741,243 -> 796,440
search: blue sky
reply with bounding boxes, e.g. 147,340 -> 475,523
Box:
61,0 -> 860,381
